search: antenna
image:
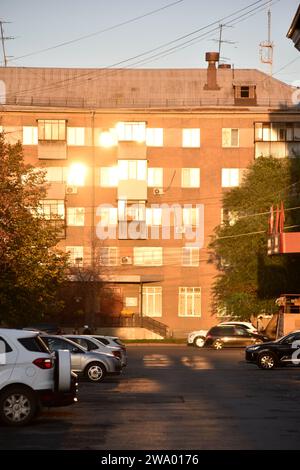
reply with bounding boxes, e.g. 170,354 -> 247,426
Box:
211,24 -> 236,65
259,1 -> 274,75
0,21 -> 14,67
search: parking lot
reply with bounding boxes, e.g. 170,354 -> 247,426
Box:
1,345 -> 300,450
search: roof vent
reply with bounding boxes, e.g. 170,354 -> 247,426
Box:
204,52 -> 220,91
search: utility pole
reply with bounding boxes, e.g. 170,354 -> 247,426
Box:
0,21 -> 13,67
259,1 -> 274,76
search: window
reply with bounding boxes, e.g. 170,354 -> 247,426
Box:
148,168 -> 163,187
183,207 -> 199,226
182,247 -> 199,266
18,337 -> 47,353
44,167 -> 67,182
118,160 -> 147,180
38,120 -> 66,141
178,287 -> 201,317
146,128 -> 163,147
67,163 -> 87,187
255,123 -> 297,142
100,247 -> 119,266
98,207 -> 118,226
67,207 -> 85,226
67,127 -> 85,146
134,247 -> 163,266
116,122 -> 146,142
221,209 -> 238,226
181,168 -> 200,188
66,246 -> 84,266
100,167 -> 118,187
39,199 -> 65,220
182,129 -> 200,148
0,337 -> 13,353
118,201 -> 145,221
143,287 -> 162,317
234,85 -> 256,100
241,86 -> 250,98
222,128 -> 239,147
23,126 -> 38,145
221,169 -> 240,188
146,207 -> 162,225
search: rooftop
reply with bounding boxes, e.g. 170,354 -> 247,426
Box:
0,66 -> 295,109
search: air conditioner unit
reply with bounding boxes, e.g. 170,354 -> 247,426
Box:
175,226 -> 186,234
121,256 -> 132,265
66,185 -> 78,195
153,187 -> 164,196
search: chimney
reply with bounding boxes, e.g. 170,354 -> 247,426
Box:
204,52 -> 220,90
218,63 -> 231,69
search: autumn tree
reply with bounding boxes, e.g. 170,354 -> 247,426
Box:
0,133 -> 68,326
210,157 -> 300,320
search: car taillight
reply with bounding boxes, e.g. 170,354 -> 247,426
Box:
33,358 -> 53,369
112,351 -> 121,359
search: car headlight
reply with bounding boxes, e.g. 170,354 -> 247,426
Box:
247,345 -> 261,351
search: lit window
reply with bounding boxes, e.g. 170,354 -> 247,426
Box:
183,207 -> 199,226
23,126 -> 38,145
118,201 -> 145,221
100,167 -> 118,187
100,247 -> 119,266
99,129 -> 118,147
118,160 -> 147,181
67,163 -> 87,187
182,129 -> 200,148
148,168 -> 163,187
116,122 -> 146,142
134,247 -> 163,266
222,128 -> 239,147
182,247 -> 199,267
67,127 -> 85,146
181,168 -> 200,188
66,246 -> 84,267
44,167 -> 67,183
67,207 -> 85,226
221,169 -> 240,188
98,207 -> 118,225
143,287 -> 162,317
146,207 -> 162,226
178,287 -> 201,317
39,199 -> 65,220
146,128 -> 163,147
38,120 -> 66,141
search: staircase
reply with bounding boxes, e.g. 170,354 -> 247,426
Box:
96,314 -> 170,338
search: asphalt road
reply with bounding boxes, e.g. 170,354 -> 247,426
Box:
1,345 -> 300,450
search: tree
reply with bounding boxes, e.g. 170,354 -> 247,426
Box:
210,157 -> 300,320
0,133 -> 69,326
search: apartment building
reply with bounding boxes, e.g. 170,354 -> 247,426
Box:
0,53 -> 299,335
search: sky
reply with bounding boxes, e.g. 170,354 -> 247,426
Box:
1,0 -> 300,85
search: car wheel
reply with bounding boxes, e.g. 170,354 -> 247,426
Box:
85,362 -> 106,383
0,386 -> 37,426
257,352 -> 276,370
194,336 -> 205,348
212,339 -> 224,350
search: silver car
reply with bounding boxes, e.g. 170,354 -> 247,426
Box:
64,335 -> 125,366
91,335 -> 127,367
42,335 -> 122,383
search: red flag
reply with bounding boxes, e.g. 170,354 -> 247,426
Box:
279,201 -> 285,233
275,205 -> 280,234
269,205 -> 274,234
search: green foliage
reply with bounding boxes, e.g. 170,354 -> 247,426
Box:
210,157 -> 300,320
0,133 -> 69,326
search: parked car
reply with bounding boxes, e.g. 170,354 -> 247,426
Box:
91,335 -> 127,367
204,325 -> 267,350
246,330 -> 300,369
64,335 -> 125,366
0,329 -> 77,426
187,321 -> 258,348
42,335 -> 122,382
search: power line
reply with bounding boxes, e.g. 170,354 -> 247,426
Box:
7,0 -> 186,63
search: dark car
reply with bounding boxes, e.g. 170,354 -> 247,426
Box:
245,330 -> 300,369
205,325 -> 267,350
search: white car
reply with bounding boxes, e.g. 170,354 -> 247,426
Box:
187,321 -> 258,348
0,329 -> 77,426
